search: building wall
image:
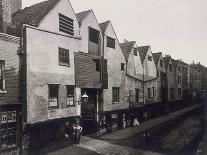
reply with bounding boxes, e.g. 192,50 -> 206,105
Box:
143,48 -> 157,78
78,11 -> 102,54
102,22 -> 127,112
39,0 -> 80,39
127,43 -> 143,79
180,63 -> 189,92
174,63 -> 183,100
0,33 -> 20,104
143,48 -> 157,104
166,58 -> 176,101
25,26 -> 81,124
155,54 -> 166,102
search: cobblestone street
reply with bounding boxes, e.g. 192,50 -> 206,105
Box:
47,104 -> 202,155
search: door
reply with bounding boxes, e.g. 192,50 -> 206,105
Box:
81,88 -> 98,135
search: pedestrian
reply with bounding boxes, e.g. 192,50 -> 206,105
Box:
71,123 -> 76,145
64,121 -> 70,141
133,118 -> 139,126
74,118 -> 82,145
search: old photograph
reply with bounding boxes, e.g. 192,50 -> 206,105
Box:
0,0 -> 207,154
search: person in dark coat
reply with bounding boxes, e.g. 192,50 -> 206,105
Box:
71,123 -> 76,145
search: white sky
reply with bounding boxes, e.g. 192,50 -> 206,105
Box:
23,0 -> 207,66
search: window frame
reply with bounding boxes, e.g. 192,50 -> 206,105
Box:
135,88 -> 139,103
89,27 -> 99,44
121,63 -> 125,71
48,84 -> 59,108
112,87 -> 120,103
59,13 -> 74,36
147,88 -> 151,99
66,85 -> 75,107
107,36 -> 115,49
58,47 -> 70,66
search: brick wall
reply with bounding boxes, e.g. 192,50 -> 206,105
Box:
0,33 -> 20,104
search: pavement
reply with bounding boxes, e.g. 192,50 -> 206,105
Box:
46,104 -> 202,155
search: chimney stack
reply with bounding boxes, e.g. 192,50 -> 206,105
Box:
0,0 -> 22,33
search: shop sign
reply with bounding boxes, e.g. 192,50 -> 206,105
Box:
0,111 -> 16,124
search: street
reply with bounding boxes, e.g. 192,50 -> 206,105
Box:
47,103 -> 203,155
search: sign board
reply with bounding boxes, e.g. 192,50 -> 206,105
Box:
0,111 -> 16,124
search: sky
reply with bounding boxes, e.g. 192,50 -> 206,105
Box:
23,0 -> 207,66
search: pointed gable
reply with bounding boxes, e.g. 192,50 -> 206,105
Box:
120,41 -> 135,61
152,52 -> 162,66
172,59 -> 179,71
12,0 -> 60,27
137,46 -> 150,63
76,10 -> 91,27
164,56 -> 170,69
99,21 -> 110,34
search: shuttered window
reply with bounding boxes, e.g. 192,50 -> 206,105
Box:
59,13 -> 74,36
107,36 -> 115,49
59,47 -> 70,66
134,48 -> 138,56
121,63 -> 125,71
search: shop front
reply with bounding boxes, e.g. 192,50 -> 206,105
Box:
0,104 -> 22,155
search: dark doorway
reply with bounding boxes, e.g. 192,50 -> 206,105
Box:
81,88 -> 98,135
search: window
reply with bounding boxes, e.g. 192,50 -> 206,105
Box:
59,13 -> 74,36
157,71 -> 159,77
112,87 -> 119,103
94,59 -> 100,72
59,47 -> 70,66
160,60 -> 163,67
135,89 -> 139,102
121,63 -> 125,71
147,88 -> 151,99
170,88 -> 174,99
178,76 -> 181,84
169,64 -> 173,72
129,90 -> 133,102
107,36 -> 115,49
89,27 -> 99,44
134,48 -> 138,56
178,88 -> 181,97
148,55 -> 152,61
152,87 -> 155,98
67,86 -> 74,106
0,61 -> 5,90
48,85 -> 59,108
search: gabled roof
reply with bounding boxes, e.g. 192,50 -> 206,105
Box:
172,59 -> 179,70
152,52 -> 162,66
163,56 -> 171,68
12,0 -> 60,28
137,46 -> 149,63
75,10 -> 92,27
99,21 -> 110,34
120,41 -> 135,61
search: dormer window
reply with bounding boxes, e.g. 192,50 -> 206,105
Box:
0,60 -> 5,91
134,48 -> 138,56
107,36 -> 115,49
59,13 -> 74,36
148,55 -> 152,61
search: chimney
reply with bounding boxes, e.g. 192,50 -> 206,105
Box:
0,0 -> 22,33
124,39 -> 128,43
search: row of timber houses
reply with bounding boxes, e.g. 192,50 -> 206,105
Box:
0,0 -> 203,153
